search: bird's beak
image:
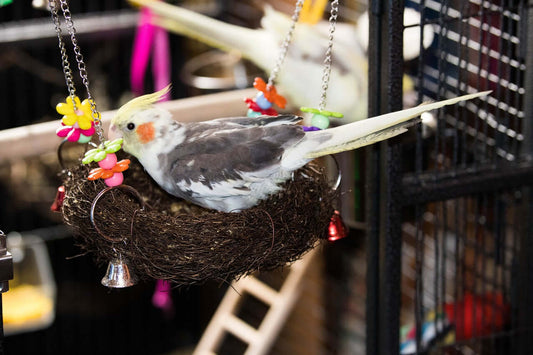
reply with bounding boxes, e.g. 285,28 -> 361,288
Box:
108,123 -> 122,140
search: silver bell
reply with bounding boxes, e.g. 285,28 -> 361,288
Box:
101,256 -> 137,288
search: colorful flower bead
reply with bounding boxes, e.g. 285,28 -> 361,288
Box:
56,96 -> 99,130
56,121 -> 95,143
82,138 -> 124,165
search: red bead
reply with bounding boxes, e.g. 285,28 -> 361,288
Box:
50,185 -> 66,212
328,210 -> 347,242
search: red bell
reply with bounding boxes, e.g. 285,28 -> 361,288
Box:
50,185 -> 66,212
328,210 -> 347,242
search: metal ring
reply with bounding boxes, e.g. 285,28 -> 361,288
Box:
296,156 -> 342,190
57,139 -> 94,172
90,185 -> 145,243
57,139 -> 70,171
328,155 -> 342,191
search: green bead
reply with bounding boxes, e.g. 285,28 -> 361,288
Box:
105,138 -> 123,153
78,134 -> 92,144
94,150 -> 107,162
300,107 -> 343,119
300,107 -> 320,114
311,114 -> 330,129
247,109 -> 262,118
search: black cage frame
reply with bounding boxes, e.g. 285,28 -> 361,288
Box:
366,0 -> 533,354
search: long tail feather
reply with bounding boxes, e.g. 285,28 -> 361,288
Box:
305,91 -> 490,158
128,0 -> 269,64
281,91 -> 491,168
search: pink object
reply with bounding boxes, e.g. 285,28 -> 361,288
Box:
131,5 -> 171,100
104,172 -> 124,187
152,27 -> 170,98
98,153 -> 118,170
56,122 -> 95,142
132,3 -> 174,315
152,279 -> 174,316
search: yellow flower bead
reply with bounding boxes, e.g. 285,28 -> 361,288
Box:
56,96 -> 97,130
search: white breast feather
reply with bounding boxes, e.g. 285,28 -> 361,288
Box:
176,167 -> 292,212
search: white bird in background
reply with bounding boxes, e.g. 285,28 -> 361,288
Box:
109,87 -> 488,213
127,0 -> 435,124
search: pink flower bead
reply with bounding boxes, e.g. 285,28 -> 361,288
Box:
56,122 -> 95,143
104,172 -> 124,187
98,153 -> 118,170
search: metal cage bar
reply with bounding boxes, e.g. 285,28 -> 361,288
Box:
516,1 -> 533,352
366,0 -> 533,354
366,1 -> 405,354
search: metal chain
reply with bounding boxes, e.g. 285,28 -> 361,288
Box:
49,0 -> 77,108
267,0 -> 305,87
58,0 -> 104,144
318,0 -> 339,111
49,0 -> 105,144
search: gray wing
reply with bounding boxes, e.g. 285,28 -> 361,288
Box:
161,118 -> 306,197
209,114 -> 302,127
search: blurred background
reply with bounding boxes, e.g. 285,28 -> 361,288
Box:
1,0 -> 532,354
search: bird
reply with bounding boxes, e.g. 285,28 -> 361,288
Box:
108,87 -> 489,212
127,0 -> 434,123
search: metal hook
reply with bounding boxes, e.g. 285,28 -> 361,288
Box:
328,154 -> 342,191
296,155 -> 341,190
57,138 -> 70,172
90,185 -> 145,243
57,138 -> 93,172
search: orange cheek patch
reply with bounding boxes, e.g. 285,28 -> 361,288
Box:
137,122 -> 155,143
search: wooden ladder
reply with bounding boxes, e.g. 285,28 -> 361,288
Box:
193,248 -> 318,355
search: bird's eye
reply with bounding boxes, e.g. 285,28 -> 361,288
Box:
127,123 -> 135,130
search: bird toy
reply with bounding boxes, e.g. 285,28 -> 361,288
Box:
244,77 -> 287,117
52,1 -> 490,288
243,0 -> 303,117
299,0 -> 344,131
49,0 -> 138,287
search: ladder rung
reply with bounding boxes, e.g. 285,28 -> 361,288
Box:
194,248 -> 319,355
238,276 -> 279,305
224,314 -> 259,344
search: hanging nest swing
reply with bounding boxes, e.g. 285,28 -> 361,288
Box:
60,153 -> 337,286
51,0 -> 344,287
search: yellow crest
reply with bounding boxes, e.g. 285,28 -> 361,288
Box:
113,85 -> 171,124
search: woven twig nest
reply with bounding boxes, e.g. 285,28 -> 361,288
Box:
61,156 -> 336,286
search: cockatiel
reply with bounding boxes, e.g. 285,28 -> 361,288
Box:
108,88 -> 489,212
127,0 -> 434,123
